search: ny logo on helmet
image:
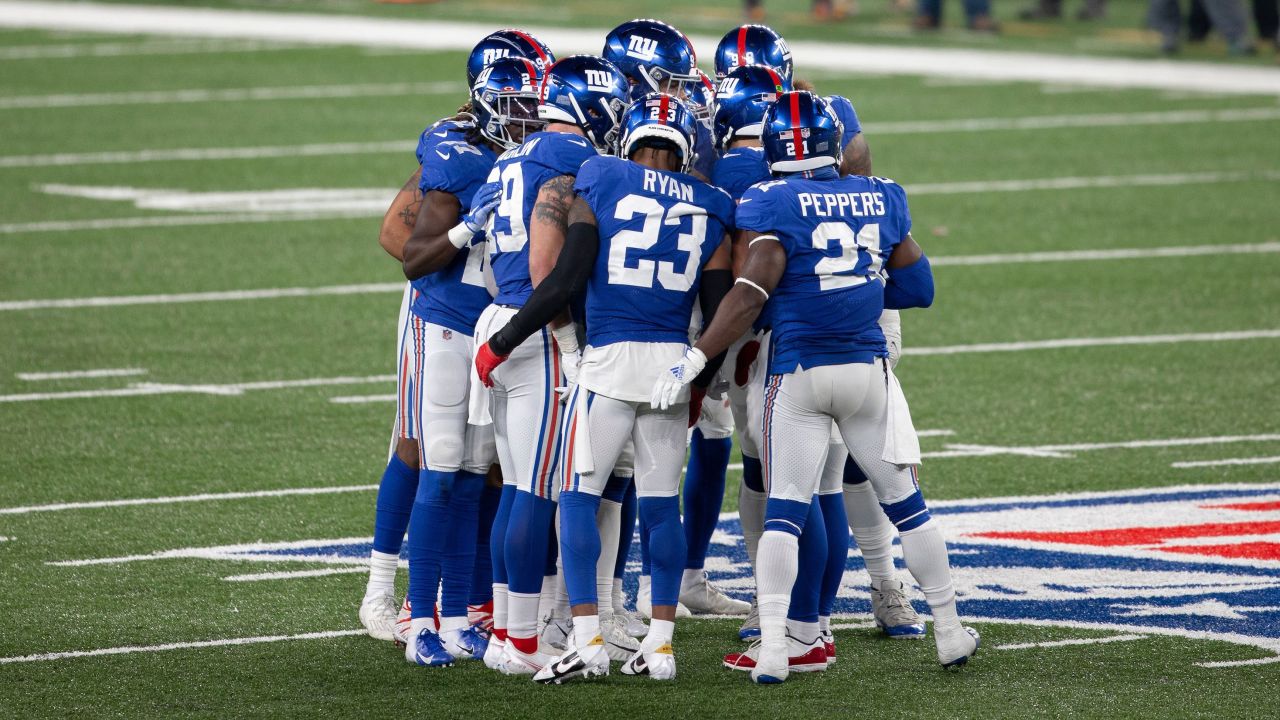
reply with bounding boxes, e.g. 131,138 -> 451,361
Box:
584,69 -> 615,94
717,77 -> 739,96
482,48 -> 510,65
627,35 -> 659,61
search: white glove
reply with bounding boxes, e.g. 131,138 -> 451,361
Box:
880,309 -> 902,369
651,347 -> 707,410
552,323 -> 580,401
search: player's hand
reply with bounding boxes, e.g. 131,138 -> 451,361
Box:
462,182 -> 501,234
651,346 -> 707,411
560,349 -> 580,387
734,340 -> 760,386
688,386 -> 706,429
474,341 -> 508,388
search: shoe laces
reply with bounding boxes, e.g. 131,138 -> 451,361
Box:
419,630 -> 447,655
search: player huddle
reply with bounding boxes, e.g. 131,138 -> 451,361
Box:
359,19 -> 978,685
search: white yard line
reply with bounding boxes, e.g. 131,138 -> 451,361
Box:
329,394 -> 396,404
1199,655 -> 1280,668
906,329 -> 1280,356
0,629 -> 366,665
0,283 -> 403,312
2,1 -> 1279,95
16,367 -> 146,381
0,374 -> 394,403
930,241 -> 1280,267
224,567 -> 369,582
0,38 -> 305,59
909,170 -> 1280,196
0,140 -> 411,168
995,634 -> 1149,650
868,107 -> 1280,135
0,81 -> 464,109
0,209 -> 378,234
1172,456 -> 1280,469
926,434 -> 1280,460
0,484 -> 378,516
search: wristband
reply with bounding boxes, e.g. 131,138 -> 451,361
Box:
448,222 -> 474,249
551,323 -> 579,354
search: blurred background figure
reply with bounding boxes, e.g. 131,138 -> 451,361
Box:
1019,0 -> 1107,20
1150,0 -> 1254,54
914,0 -> 1000,30
1190,0 -> 1277,49
743,0 -> 855,20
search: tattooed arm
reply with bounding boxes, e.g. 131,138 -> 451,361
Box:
528,173 -> 577,330
378,167 -> 423,261
401,189 -> 464,280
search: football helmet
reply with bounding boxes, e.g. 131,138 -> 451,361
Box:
713,24 -> 793,82
467,29 -> 554,87
619,92 -> 699,174
538,55 -> 631,154
761,91 -> 843,173
686,69 -> 716,123
471,56 -> 545,150
711,64 -> 791,150
602,19 -> 700,98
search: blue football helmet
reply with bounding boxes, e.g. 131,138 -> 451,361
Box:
713,24 -> 793,82
712,64 -> 791,150
538,55 -> 631,154
619,92 -> 699,174
761,91 -> 843,173
467,29 -> 554,87
602,19 -> 700,98
471,57 -> 545,150
686,69 -> 716,123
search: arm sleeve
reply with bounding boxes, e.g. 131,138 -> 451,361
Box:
884,254 -> 933,310
691,267 -> 733,387
488,221 -> 599,356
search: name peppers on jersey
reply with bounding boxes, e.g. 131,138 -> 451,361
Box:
412,119 -> 498,334
737,174 -> 910,374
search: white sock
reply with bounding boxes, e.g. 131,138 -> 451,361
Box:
539,573 -> 558,622
554,572 -> 570,618
680,567 -> 704,594
439,615 -> 467,633
755,531 -> 799,648
597,499 -> 622,613
898,519 -> 961,633
819,615 -> 831,635
612,577 -> 627,615
843,482 -> 898,585
786,618 -> 820,645
408,616 -> 434,637
573,614 -> 601,649
739,479 -> 767,572
365,550 -> 399,597
639,574 -> 651,601
507,590 -> 541,643
645,618 -> 675,650
492,583 -> 508,636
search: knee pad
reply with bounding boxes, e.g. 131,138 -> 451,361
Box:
763,496 -> 812,537
424,350 -> 469,408
695,393 -> 734,439
880,488 -> 930,532
614,440 -> 635,479
461,423 -> 497,475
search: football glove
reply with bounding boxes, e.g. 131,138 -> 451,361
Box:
734,340 -> 760,387
651,346 -> 707,411
450,182 -> 501,247
474,341 -> 509,387
688,386 -> 706,429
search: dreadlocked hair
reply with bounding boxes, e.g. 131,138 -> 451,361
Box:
793,77 -> 815,92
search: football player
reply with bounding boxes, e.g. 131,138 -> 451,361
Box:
469,55 -> 632,675
395,56 -> 549,667
478,93 -> 734,683
653,92 -> 979,683
712,25 -> 923,645
357,29 -> 553,644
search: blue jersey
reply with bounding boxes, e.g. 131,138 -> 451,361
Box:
411,119 -> 497,333
486,131 -> 598,307
691,121 -> 717,180
575,155 -> 734,347
736,174 -> 911,375
712,145 -> 776,332
826,95 -> 863,150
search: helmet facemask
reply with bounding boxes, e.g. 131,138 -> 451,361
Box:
476,90 -> 545,150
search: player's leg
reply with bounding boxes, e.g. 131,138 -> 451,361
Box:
612,474 -> 646,637
681,389 -> 750,615
844,456 -> 925,638
484,388 -> 518,670
361,286 -> 422,642
816,431 -> 850,663
836,361 -> 979,668
438,422 -> 497,658
729,332 -> 767,639
468,468 -> 502,632
534,388 -> 633,684
619,401 -> 688,681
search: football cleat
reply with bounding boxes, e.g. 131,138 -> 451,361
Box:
724,634 -> 828,675
482,632 -> 506,671
358,589 -> 398,642
739,598 -> 761,640
822,630 -> 836,666
442,623 -> 489,660
636,576 -> 692,619
392,598 -> 412,647
601,616 -> 641,662
616,607 -> 648,638
679,572 -> 751,615
936,626 -> 981,669
539,614 -> 572,654
467,601 -> 494,633
620,643 -> 677,681
407,629 -> 454,667
871,579 -> 927,639
750,643 -> 789,685
532,640 -> 610,685
498,643 -> 552,676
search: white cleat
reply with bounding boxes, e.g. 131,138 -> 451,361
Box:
482,634 -> 506,671
620,643 -> 676,681
601,615 -> 641,662
392,598 -> 412,647
539,615 -> 572,654
871,579 -> 927,639
739,598 -> 760,641
936,625 -> 981,669
724,634 -> 827,677
498,643 -> 552,676
616,607 -> 648,638
441,624 -> 489,661
358,589 -> 398,642
679,572 -> 751,615
532,640 -> 610,685
636,576 -> 691,619
749,642 -> 789,685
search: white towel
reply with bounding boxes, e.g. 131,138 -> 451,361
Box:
570,387 -> 595,477
881,364 -> 921,465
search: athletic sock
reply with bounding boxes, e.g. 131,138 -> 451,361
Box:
559,490 -> 602,607
786,618 -> 821,645
787,500 -> 826,625
572,614 -> 601,649
469,483 -> 501,605
596,498 -> 622,613
612,577 -> 628,615
738,456 -> 766,571
490,484 -> 516,638
640,496 -> 686,609
492,583 -> 508,641
506,590 -> 541,655
504,491 -> 557,652
372,454 -> 418,556
817,492 -> 848,619
755,530 -> 799,648
614,479 -> 637,582
682,429 -> 732,570
882,489 -> 961,632
407,468 -> 453,619
818,615 -> 831,635
365,550 -> 400,599
644,618 -> 674,650
843,458 -> 898,584
439,470 -> 484,620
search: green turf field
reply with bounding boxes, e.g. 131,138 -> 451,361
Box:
2,3 -> 1280,718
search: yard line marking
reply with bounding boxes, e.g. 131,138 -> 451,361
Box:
0,140 -> 412,168
906,329 -> 1280,356
0,484 -> 378,516
0,283 -> 403,311
16,367 -> 146,381
0,209 -> 379,234
48,536 -> 378,567
0,629 -> 366,665
995,634 -> 1148,650
1198,655 -> 1280,668
931,241 -> 1280,267
37,184 -> 395,214
224,567 -> 369,582
0,38 -> 304,59
3,1 -> 1279,95
330,394 -> 396,404
909,170 -> 1280,196
0,81 -> 464,109
1172,456 -> 1280,469
868,107 -> 1280,135
926,434 -> 1280,460
0,374 -> 394,403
